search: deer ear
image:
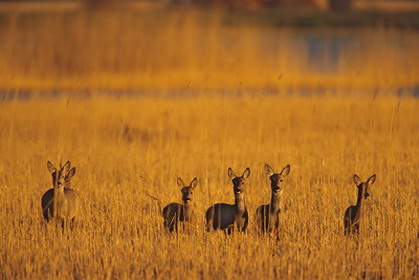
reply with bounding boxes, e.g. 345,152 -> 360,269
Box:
67,167 -> 76,178
353,174 -> 361,185
177,177 -> 185,188
264,164 -> 274,176
47,161 -> 56,173
367,174 -> 376,185
190,177 -> 198,189
62,161 -> 71,173
280,164 -> 291,176
227,168 -> 236,179
242,167 -> 251,179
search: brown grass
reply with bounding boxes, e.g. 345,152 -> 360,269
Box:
0,5 -> 418,90
0,93 -> 418,279
0,2 -> 418,279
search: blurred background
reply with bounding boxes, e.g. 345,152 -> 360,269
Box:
0,0 -> 418,96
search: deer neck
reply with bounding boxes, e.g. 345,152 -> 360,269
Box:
183,203 -> 193,221
54,186 -> 65,200
270,191 -> 282,214
53,186 -> 66,217
235,193 -> 246,214
355,188 -> 364,220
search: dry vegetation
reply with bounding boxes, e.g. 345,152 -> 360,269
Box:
0,93 -> 418,279
0,4 -> 418,90
0,2 -> 418,279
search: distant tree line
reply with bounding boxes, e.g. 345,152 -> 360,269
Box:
162,0 -> 352,11
2,0 -> 352,12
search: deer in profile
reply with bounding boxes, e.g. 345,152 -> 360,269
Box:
206,167 -> 250,234
344,174 -> 376,236
256,164 -> 291,235
162,177 -> 198,233
41,161 -> 79,227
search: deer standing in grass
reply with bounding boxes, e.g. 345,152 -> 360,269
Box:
162,177 -> 198,233
205,167 -> 250,234
41,161 -> 79,227
256,164 -> 291,235
344,174 -> 376,235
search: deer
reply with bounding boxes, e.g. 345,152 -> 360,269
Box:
162,177 -> 198,233
41,161 -> 79,228
205,167 -> 250,234
255,164 -> 291,235
344,174 -> 376,236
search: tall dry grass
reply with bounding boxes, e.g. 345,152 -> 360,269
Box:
0,5 -> 418,90
0,93 -> 417,279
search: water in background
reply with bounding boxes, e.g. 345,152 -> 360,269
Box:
0,5 -> 418,96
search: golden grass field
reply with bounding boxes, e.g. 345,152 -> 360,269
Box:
0,3 -> 418,90
0,93 -> 418,279
0,2 -> 418,279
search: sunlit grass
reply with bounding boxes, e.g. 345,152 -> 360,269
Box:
0,93 -> 417,278
0,6 -> 418,90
